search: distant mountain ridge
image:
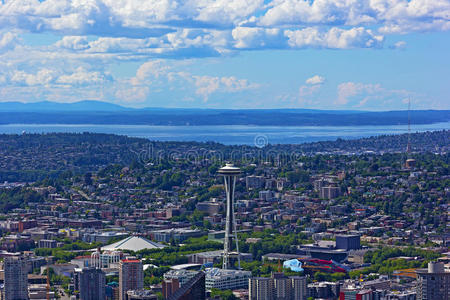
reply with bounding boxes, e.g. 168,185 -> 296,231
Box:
0,100 -> 133,112
0,100 -> 448,126
0,100 -> 364,113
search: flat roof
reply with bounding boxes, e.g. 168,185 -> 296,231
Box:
170,263 -> 201,270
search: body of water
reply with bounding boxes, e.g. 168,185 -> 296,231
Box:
0,122 -> 449,145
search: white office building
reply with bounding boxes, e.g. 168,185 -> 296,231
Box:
205,268 -> 251,290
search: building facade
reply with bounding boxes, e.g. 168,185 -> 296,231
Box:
74,267 -> 106,300
416,261 -> 450,300
167,271 -> 205,300
336,234 -> 361,250
249,273 -> 307,300
320,186 -> 340,199
205,268 -> 251,290
119,257 -> 144,300
3,256 -> 29,300
249,277 -> 273,300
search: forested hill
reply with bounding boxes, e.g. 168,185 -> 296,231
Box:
0,130 -> 448,182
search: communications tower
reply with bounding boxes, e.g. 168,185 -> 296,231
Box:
406,98 -> 411,154
218,163 -> 241,269
405,98 -> 416,169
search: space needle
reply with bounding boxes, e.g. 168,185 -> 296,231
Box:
218,163 -> 241,270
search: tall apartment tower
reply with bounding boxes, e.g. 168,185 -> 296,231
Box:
290,276 -> 307,300
249,274 -> 307,300
249,277 -> 274,300
74,267 -> 106,300
218,163 -> 241,270
119,257 -> 144,300
3,256 -> 29,300
417,261 -> 450,300
273,273 -> 291,300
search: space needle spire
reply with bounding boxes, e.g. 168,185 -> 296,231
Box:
218,163 -> 241,270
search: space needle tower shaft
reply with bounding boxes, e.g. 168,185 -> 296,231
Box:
218,163 -> 241,270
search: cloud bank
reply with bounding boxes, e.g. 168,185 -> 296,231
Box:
0,0 -> 448,108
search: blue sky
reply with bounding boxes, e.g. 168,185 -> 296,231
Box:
0,0 -> 449,110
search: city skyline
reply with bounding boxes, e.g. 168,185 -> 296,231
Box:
0,0 -> 449,110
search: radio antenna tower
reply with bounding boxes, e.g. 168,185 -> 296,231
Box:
406,98 -> 411,154
218,163 -> 241,270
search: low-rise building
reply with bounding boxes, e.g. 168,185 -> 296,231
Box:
205,268 -> 251,290
150,228 -> 204,243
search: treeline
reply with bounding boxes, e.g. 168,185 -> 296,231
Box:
348,247 -> 441,278
0,187 -> 44,212
238,230 -> 310,261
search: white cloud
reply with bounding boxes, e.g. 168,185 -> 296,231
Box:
0,0 -> 262,35
115,60 -> 259,103
131,60 -> 172,86
260,0 -> 376,27
298,84 -> 322,106
0,31 -> 20,52
260,0 -> 450,34
192,75 -> 259,101
115,85 -> 150,103
55,36 -> 90,50
11,68 -> 56,86
220,76 -> 258,92
194,0 -> 264,26
305,75 -> 325,85
193,76 -> 220,101
57,67 -> 108,86
297,75 -> 326,105
286,27 -> 384,49
389,40 -> 407,49
0,0 -> 448,108
0,0 -> 446,62
336,81 -> 410,107
232,27 -> 285,49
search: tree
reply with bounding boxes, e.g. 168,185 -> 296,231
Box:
210,289 -> 237,300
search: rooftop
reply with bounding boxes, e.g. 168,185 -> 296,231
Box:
100,236 -> 166,252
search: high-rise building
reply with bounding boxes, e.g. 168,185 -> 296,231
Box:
166,271 -> 205,300
106,282 -> 119,300
319,186 -> 340,199
74,267 -> 106,300
416,261 -> 450,300
3,256 -> 29,300
162,278 -> 180,299
218,163 -> 241,270
308,282 -> 340,299
249,273 -> 307,300
119,257 -> 143,300
273,273 -> 291,300
249,277 -> 273,300
290,276 -> 307,300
